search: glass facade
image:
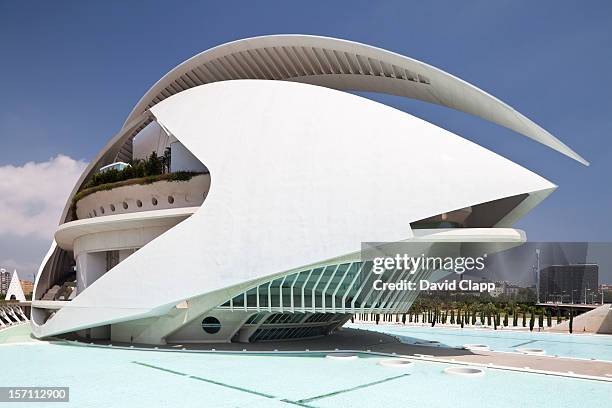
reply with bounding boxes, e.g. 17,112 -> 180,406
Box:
218,260 -> 428,315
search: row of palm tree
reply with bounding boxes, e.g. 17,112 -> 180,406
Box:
355,301 -> 576,333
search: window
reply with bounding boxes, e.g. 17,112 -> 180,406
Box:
136,200 -> 143,208
110,204 -> 115,212
122,202 -> 128,210
168,195 -> 175,204
152,197 -> 158,206
201,316 -> 221,334
100,206 -> 105,214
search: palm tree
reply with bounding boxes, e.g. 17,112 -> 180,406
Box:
538,309 -> 544,329
163,146 -> 172,173
492,305 -> 498,330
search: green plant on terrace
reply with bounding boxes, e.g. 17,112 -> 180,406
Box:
83,152 -> 167,190
70,151 -> 206,219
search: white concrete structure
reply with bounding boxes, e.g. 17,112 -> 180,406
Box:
31,35 -> 586,345
5,270 -> 26,302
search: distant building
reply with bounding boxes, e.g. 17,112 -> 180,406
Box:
539,264 -> 598,304
490,281 -> 522,298
0,268 -> 11,294
600,284 -> 612,303
490,283 -> 504,298
20,280 -> 34,296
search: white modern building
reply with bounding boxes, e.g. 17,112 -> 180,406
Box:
31,35 -> 586,345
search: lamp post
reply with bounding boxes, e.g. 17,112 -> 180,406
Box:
535,249 -> 541,304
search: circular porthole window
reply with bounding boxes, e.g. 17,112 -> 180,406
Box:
201,317 -> 221,334
168,195 -> 175,204
152,197 -> 158,206
100,206 -> 105,214
122,202 -> 128,210
110,204 -> 115,212
136,199 -> 143,208
93,209 -> 97,216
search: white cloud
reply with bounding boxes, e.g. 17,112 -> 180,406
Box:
0,155 -> 87,240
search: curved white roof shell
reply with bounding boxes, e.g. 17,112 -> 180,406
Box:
125,34 -> 587,165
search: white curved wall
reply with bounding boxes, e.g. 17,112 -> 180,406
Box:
33,80 -> 555,339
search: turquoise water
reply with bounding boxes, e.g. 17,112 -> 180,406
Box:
0,337 -> 611,407
0,323 -> 32,344
348,323 -> 612,361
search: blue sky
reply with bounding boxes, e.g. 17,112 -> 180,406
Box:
0,1 -> 611,279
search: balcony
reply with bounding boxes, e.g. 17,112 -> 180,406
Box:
73,173 -> 209,220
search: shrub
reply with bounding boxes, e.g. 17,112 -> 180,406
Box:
83,152 -> 173,190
